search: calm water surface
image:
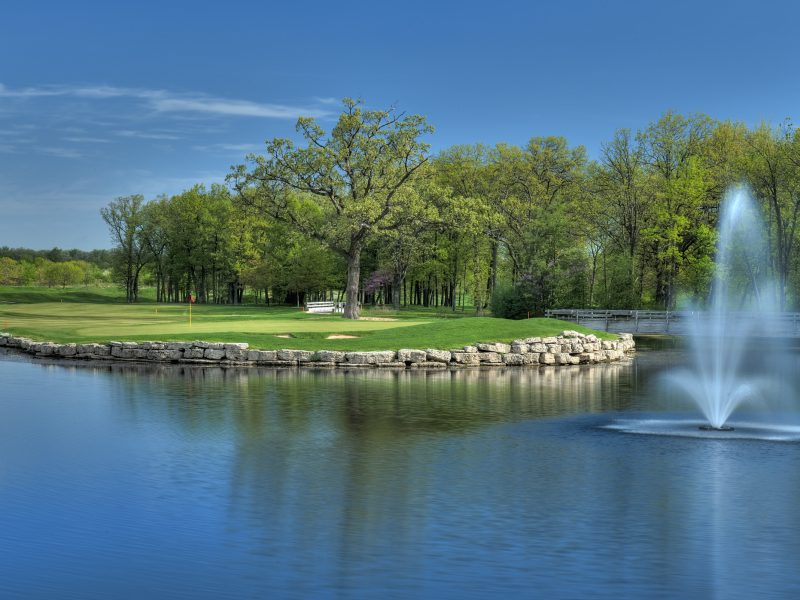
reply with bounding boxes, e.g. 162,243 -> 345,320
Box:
1,340 -> 800,599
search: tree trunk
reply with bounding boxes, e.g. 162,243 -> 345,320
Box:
392,274 -> 402,310
343,247 -> 361,319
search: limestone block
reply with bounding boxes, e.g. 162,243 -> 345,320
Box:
539,353 -> 556,365
556,353 -> 572,365
462,346 -> 478,353
398,349 -> 427,363
346,351 -> 396,364
502,353 -> 525,365
225,348 -> 247,361
476,342 -> 511,354
452,352 -> 481,365
277,349 -> 299,362
204,349 -> 225,360
523,337 -> 542,344
542,337 -> 558,344
546,344 -> 561,354
295,350 -> 314,363
478,352 -> 502,363
344,352 -> 368,364
510,343 -> 529,354
145,342 -> 167,350
224,342 -> 249,350
314,350 -> 345,363
529,343 -> 547,353
523,352 -> 541,365
570,342 -> 584,354
38,343 -> 56,356
409,361 -> 447,369
561,330 -> 585,338
426,349 -> 451,363
184,348 -> 205,359
89,344 -> 111,357
370,351 -> 398,363
146,350 -> 171,361
58,344 -> 77,357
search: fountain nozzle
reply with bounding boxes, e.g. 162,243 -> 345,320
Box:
699,424 -> 735,432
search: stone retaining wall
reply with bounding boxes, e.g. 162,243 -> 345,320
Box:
0,330 -> 634,368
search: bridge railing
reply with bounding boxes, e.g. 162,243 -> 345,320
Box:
544,309 -> 800,335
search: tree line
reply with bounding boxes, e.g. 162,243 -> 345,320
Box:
0,256 -> 109,287
92,100 -> 800,317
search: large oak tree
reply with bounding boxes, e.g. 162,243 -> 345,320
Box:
229,98 -> 432,319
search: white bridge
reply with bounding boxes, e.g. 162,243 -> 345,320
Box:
545,309 -> 800,336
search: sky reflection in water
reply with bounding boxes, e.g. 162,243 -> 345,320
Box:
1,343 -> 800,599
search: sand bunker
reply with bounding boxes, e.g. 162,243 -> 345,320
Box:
326,334 -> 359,339
358,317 -> 397,322
275,334 -> 294,338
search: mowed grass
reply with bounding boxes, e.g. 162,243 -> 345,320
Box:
0,286 -> 614,350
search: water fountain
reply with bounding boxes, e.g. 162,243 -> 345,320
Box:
667,186 -> 781,430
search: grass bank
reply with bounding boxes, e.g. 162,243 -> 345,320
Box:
0,286 -> 614,351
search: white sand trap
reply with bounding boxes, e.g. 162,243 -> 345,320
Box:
275,334 -> 294,338
358,317 -> 397,322
326,334 -> 359,339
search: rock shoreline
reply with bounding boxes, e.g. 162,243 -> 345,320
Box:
0,330 -> 635,369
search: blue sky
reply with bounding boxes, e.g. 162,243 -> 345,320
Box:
2,0 -> 799,249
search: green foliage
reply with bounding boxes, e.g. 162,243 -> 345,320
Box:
230,98 -> 432,318
79,105 -> 800,313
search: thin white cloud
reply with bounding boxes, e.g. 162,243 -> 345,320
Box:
41,147 -> 83,159
193,142 -> 263,153
116,130 -> 181,140
63,136 -> 111,144
0,83 -> 331,120
314,96 -> 341,105
150,97 -> 324,119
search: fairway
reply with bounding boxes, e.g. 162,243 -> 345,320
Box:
0,287 -> 614,351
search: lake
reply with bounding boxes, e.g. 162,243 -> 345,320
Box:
2,339 -> 799,599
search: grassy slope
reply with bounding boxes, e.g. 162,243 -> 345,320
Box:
0,286 -> 614,350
